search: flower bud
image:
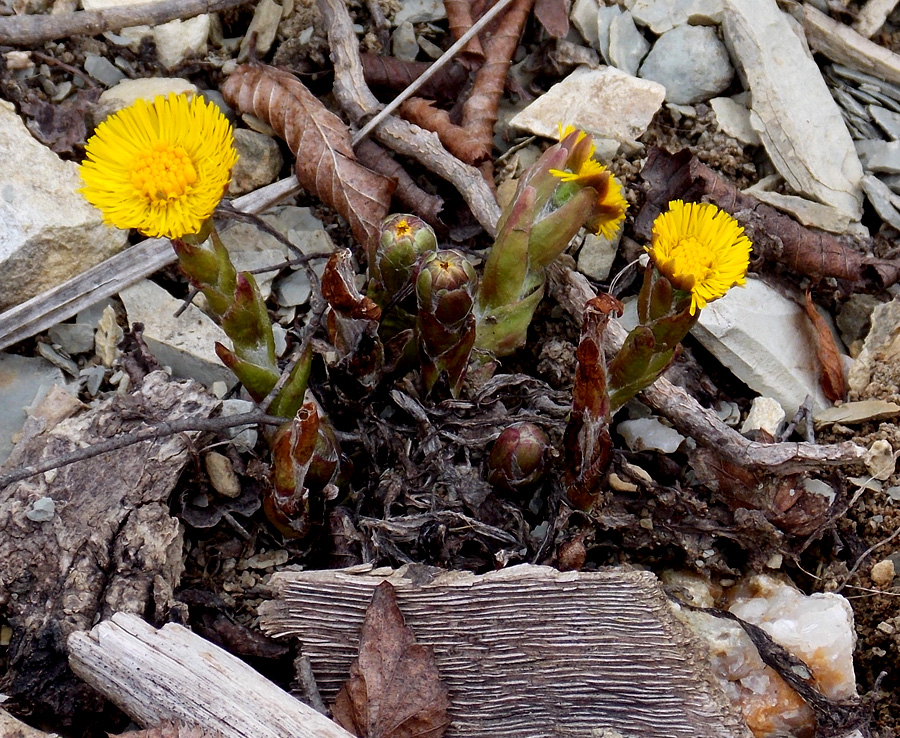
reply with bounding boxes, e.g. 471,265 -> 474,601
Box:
488,421 -> 550,493
377,214 -> 438,297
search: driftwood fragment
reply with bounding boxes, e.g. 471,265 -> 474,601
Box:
636,147 -> 900,287
259,564 -> 753,738
0,372 -> 219,726
547,263 -> 866,475
67,612 -> 355,738
0,0 -> 252,46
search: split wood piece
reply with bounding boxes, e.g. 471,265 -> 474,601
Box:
0,0 -> 253,46
547,262 -> 866,475
0,707 -> 56,738
259,564 -> 753,738
0,372 -> 219,725
67,612 -> 354,738
0,175 -> 300,352
317,0 -> 502,235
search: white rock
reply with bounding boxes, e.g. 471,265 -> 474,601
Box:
509,66 -> 666,151
848,295 -> 900,395
871,558 -> 896,587
577,230 -> 621,281
392,21 -> 420,62
0,100 -> 128,311
0,353 -> 66,464
864,439 -> 896,480
710,96 -> 760,146
743,176 -> 856,234
25,497 -> 56,522
82,0 -> 209,69
596,5 -> 623,65
119,280 -> 236,388
95,77 -> 198,124
238,0 -> 283,62
740,396 -> 786,437
94,305 -> 123,367
228,129 -> 283,196
48,323 -> 96,355
678,573 -> 857,737
815,399 -> 900,426
626,0 -> 724,34
616,417 -> 685,453
220,398 -> 258,448
639,25 -> 733,104
853,0 -> 895,38
691,278 -> 832,415
204,451 -> 242,498
571,0 -> 601,49
608,11 -> 649,77
722,0 -> 864,221
393,0 -> 445,24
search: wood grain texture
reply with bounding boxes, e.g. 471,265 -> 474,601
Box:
260,564 -> 753,738
68,612 -> 355,738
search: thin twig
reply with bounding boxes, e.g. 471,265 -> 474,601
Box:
351,0 -> 517,147
0,411 -> 284,490
0,0 -> 254,45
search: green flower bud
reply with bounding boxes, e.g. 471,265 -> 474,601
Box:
488,421 -> 550,493
377,214 -> 438,297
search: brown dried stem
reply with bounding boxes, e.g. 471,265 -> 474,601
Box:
317,0 -> 501,235
399,97 -> 490,164
0,0 -> 253,45
547,262 -> 866,475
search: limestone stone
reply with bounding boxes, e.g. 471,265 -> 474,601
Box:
626,0 -> 724,34
392,21 -> 419,62
509,66 -> 666,151
848,295 -> 900,396
856,139 -> 900,173
862,174 -> 900,229
576,231 -> 621,281
571,0 -> 601,49
0,353 -> 66,464
237,0 -> 283,62
616,417 -> 685,453
691,277 -> 832,415
710,96 -> 761,146
744,176 -> 855,233
869,104 -> 900,140
119,280 -> 235,388
871,559 -> 896,587
608,11 -> 649,77
722,0 -> 864,221
228,129 -> 284,196
639,25 -> 733,104
740,396 -> 786,437
864,438 -> 896,480
94,77 -> 199,124
597,5 -> 623,65
393,0 -> 445,24
814,400 -> 900,426
0,100 -> 128,312
82,0 -> 209,69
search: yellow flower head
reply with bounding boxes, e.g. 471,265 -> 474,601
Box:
648,200 -> 752,315
551,157 -> 628,240
80,94 -> 238,239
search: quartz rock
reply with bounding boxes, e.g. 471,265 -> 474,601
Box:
119,280 -> 235,388
82,0 -> 209,69
722,0 -> 864,221
608,11 -> 649,77
0,100 -> 128,311
571,0 -> 601,49
639,25 -> 733,104
0,354 -> 66,464
616,417 -> 685,453
710,96 -> 761,146
740,396 -> 785,437
691,278 -> 832,415
626,0 -> 724,33
677,573 -> 857,738
94,77 -> 199,123
228,129 -> 284,196
577,230 -> 621,281
509,66 -> 666,151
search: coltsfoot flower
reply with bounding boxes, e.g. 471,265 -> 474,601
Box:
80,93 -> 238,239
648,200 -> 752,315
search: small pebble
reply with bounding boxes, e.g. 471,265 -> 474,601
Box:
25,497 -> 56,522
871,559 -> 896,587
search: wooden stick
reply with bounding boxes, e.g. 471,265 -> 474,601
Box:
68,612 -> 355,738
0,0 -> 254,46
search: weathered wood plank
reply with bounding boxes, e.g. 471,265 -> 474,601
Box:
260,564 -> 753,738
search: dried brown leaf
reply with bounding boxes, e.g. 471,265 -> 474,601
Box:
804,289 -> 846,403
398,98 -> 489,165
20,88 -> 99,155
332,581 -> 450,738
360,54 -> 471,100
221,64 -> 395,255
112,721 -> 226,738
444,0 -> 485,58
534,0 -> 569,37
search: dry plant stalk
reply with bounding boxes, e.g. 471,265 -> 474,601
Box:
221,64 -> 395,254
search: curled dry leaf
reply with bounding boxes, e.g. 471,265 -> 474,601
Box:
636,147 -> 900,288
332,581 -> 450,738
398,98 -> 489,165
113,721 -> 227,738
804,289 -> 847,403
221,64 -> 395,255
360,54 -> 471,100
534,0 -> 569,38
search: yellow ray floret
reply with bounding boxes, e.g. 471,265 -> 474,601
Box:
648,200 -> 752,315
79,93 -> 238,239
550,157 -> 629,240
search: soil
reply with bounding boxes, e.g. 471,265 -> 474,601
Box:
1,1 -> 899,737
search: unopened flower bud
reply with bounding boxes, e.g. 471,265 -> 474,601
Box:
377,214 -> 438,296
488,421 -> 550,493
